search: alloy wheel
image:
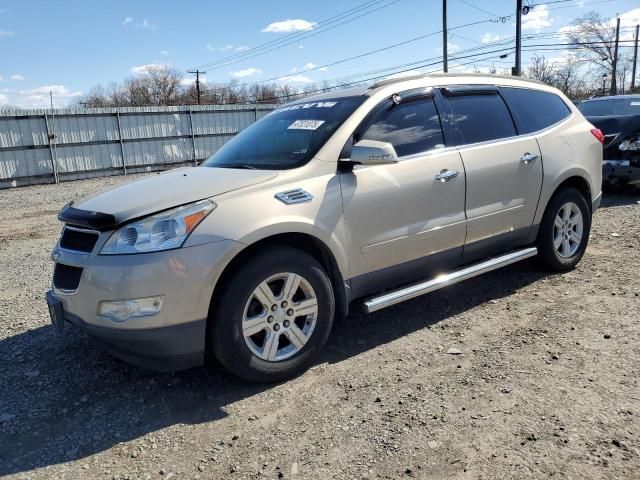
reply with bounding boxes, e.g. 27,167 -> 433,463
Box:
242,272 -> 318,362
553,202 -> 584,258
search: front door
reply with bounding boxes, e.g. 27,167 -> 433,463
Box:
339,94 -> 467,296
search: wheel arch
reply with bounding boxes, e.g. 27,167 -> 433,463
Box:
205,232 -> 349,353
535,171 -> 594,226
552,175 -> 592,210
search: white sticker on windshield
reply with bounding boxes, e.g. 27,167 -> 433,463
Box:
288,120 -> 325,130
274,101 -> 338,114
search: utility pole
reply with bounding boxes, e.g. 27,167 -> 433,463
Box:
442,0 -> 448,73
611,16 -> 620,96
188,69 -> 206,105
631,24 -> 639,91
514,0 -> 523,76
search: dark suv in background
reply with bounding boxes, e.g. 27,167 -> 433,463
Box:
579,95 -> 640,189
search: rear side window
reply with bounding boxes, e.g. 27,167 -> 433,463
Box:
446,94 -> 516,144
360,97 -> 445,157
502,87 -> 571,133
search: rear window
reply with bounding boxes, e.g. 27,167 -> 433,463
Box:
578,98 -> 640,116
501,87 -> 571,133
446,94 -> 516,144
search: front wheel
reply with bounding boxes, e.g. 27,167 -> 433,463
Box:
537,187 -> 592,272
211,246 -> 335,383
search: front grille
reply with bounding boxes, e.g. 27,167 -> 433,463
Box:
53,263 -> 83,292
59,227 -> 99,253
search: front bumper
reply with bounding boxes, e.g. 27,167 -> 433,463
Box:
47,290 -> 206,370
49,238 -> 244,370
603,159 -> 640,186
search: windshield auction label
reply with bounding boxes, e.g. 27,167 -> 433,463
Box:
288,120 -> 325,130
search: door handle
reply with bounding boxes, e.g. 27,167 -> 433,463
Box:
520,152 -> 539,164
435,169 -> 459,182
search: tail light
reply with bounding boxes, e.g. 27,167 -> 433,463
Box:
591,128 -> 605,144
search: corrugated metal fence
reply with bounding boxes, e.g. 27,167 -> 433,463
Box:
0,104 -> 276,189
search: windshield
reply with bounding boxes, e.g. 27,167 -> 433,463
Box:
202,96 -> 366,170
578,98 -> 640,116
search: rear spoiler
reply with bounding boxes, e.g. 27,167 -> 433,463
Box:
58,202 -> 118,231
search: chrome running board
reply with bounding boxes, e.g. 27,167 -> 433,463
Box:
363,247 -> 538,313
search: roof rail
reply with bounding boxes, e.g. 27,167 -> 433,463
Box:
367,72 -> 547,91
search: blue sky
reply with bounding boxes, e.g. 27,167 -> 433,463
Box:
0,0 -> 639,107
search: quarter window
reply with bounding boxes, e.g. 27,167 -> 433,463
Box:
446,93 -> 517,144
502,87 -> 571,133
360,97 -> 445,157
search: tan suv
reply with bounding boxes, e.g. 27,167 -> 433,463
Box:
46,74 -> 603,382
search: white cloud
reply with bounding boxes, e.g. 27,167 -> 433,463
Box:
619,8 -> 640,35
0,75 -> 3,81
130,63 -> 171,75
180,75 -> 207,87
122,16 -> 133,25
0,93 -> 9,105
10,74 -> 24,81
12,85 -> 83,108
522,5 -> 552,30
298,45 -> 304,49
207,44 -> 250,52
435,42 -> 461,55
136,18 -> 156,29
160,50 -> 169,56
262,19 -> 316,33
278,75 -> 312,83
0,30 -> 14,37
481,32 -> 508,43
291,62 -> 328,74
230,67 -> 262,78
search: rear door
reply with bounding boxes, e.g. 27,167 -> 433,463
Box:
441,86 -> 543,257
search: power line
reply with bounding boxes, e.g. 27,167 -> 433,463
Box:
188,0 -> 402,72
230,16 -> 521,89
186,0 -> 390,71
457,0 -> 500,18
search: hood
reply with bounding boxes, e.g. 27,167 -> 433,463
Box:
70,167 -> 277,225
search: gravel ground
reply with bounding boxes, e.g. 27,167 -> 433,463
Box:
0,174 -> 638,480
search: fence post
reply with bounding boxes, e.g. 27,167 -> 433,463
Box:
43,113 -> 59,184
254,105 -> 258,122
115,110 -> 127,175
188,107 -> 197,166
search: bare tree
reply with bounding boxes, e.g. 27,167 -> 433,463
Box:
526,55 -> 557,84
566,12 -> 632,94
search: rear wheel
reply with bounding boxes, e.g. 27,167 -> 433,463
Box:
211,246 -> 335,383
537,187 -> 591,271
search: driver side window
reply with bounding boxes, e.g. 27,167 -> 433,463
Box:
360,97 -> 445,157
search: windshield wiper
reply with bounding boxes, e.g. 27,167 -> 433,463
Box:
216,163 -> 258,170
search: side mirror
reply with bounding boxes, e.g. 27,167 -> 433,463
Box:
348,140 -> 399,165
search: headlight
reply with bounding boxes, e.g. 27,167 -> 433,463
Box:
100,200 -> 216,254
619,137 -> 640,151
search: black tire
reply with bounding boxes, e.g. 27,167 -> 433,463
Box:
211,246 -> 335,383
537,187 -> 591,272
